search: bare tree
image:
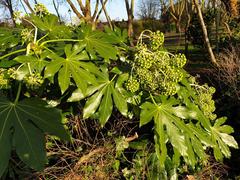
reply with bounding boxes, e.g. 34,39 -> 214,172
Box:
0,0 -> 16,26
65,0 -> 110,26
169,0 -> 185,33
125,0 -> 135,37
138,0 -> 160,20
193,0 -> 217,65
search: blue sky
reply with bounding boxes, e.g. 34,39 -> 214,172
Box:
12,0 -> 140,21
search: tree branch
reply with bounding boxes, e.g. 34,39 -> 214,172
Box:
66,0 -> 83,19
23,0 -> 34,13
100,0 -> 112,30
92,0 -> 99,20
95,0 -> 107,21
76,0 -> 85,12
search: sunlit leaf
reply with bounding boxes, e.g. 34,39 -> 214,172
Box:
45,44 -> 98,94
79,25 -> 118,60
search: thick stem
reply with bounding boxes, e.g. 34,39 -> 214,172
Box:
125,0 -> 134,38
14,82 -> 22,104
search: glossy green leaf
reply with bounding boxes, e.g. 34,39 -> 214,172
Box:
139,96 -> 223,168
0,104 -> 12,176
219,133 -> 238,149
172,106 -> 198,120
140,102 -> 157,126
14,54 -> 48,73
191,136 -> 207,162
45,44 -> 98,94
211,119 -> 238,160
82,70 -> 128,126
0,28 -> 20,51
154,114 -> 167,169
104,26 -> 128,45
79,26 -> 118,60
185,135 -> 197,167
83,89 -> 105,119
99,85 -> 113,125
0,59 -> 19,68
214,117 -> 227,127
68,84 -> 105,102
177,86 -> 211,129
218,125 -> 234,134
111,84 -> 128,117
58,64 -> 70,94
0,97 -> 69,176
31,14 -> 71,38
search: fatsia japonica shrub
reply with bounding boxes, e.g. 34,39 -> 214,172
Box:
0,7 -> 238,178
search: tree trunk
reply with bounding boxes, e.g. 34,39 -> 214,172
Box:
84,0 -> 92,23
193,0 -> 218,66
125,0 -> 134,38
127,15 -> 133,37
175,20 -> 181,33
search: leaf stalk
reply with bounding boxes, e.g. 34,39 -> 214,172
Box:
14,82 -> 22,104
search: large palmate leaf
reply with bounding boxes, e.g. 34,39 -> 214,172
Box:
14,52 -> 49,73
140,96 -> 238,168
45,44 -> 98,94
78,26 -> 118,61
0,97 -> 69,177
69,67 -> 127,126
31,14 -> 71,38
140,96 -> 215,168
104,26 -> 128,45
0,28 -> 20,52
210,117 -> 238,160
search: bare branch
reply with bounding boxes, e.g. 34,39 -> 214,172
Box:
92,0 -> 99,20
76,0 -> 85,12
95,0 -> 107,21
66,0 -> 83,19
100,0 -> 112,30
23,0 -> 34,13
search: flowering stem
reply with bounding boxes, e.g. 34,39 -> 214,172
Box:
0,49 -> 26,60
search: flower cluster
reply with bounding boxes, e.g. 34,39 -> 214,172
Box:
126,31 -> 187,96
